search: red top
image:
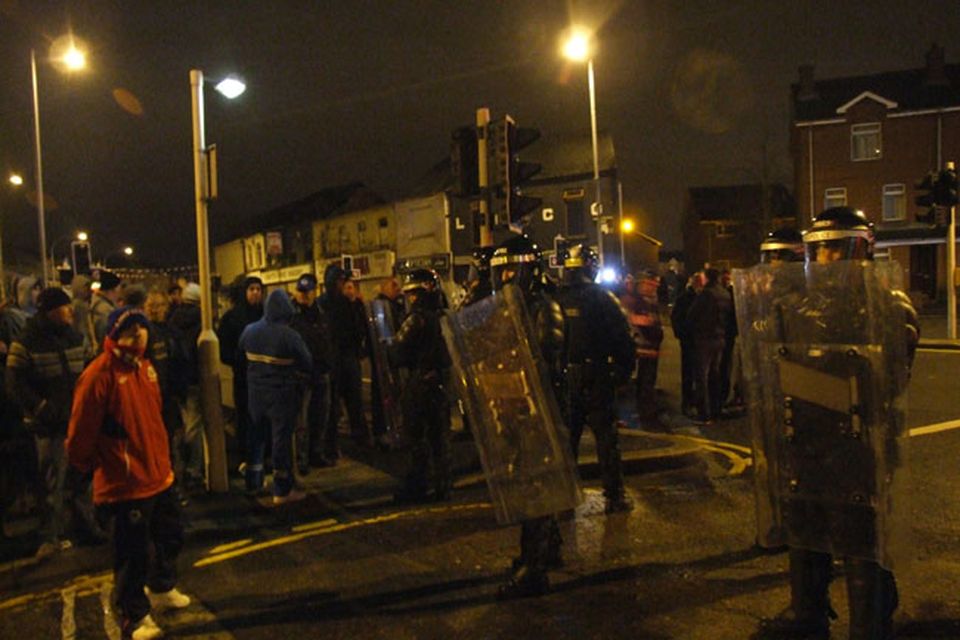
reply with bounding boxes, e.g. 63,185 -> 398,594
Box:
66,342 -> 173,504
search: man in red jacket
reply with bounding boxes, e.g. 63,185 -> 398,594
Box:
66,307 -> 191,640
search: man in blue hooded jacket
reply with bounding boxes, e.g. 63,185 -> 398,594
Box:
238,290 -> 312,505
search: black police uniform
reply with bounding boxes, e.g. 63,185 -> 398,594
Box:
489,235 -> 567,599
391,272 -> 452,501
754,208 -> 919,640
557,262 -> 635,511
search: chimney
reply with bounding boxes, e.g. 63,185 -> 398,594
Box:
797,64 -> 817,101
925,43 -> 948,86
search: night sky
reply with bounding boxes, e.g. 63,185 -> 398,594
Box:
1,0 -> 959,267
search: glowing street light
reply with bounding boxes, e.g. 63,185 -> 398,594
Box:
189,68 -> 245,493
562,25 -> 605,266
77,231 -> 88,242
621,219 -> 635,233
122,245 -> 133,256
31,34 -> 89,284
8,174 -> 23,187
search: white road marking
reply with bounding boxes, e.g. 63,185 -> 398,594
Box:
60,587 -> 76,640
908,419 -> 960,438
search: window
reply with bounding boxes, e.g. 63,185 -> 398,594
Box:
563,188 -> 586,237
882,184 -> 906,222
851,123 -> 881,161
824,187 -> 847,210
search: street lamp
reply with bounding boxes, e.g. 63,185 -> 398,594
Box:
190,68 -> 245,493
31,34 -> 88,285
8,174 -> 23,187
562,26 -> 605,266
123,245 -> 133,257
77,231 -> 88,242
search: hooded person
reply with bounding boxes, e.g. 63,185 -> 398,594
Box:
66,307 -> 192,639
167,283 -> 205,490
91,270 -> 124,348
217,275 -> 263,462
16,276 -> 42,317
70,274 -> 97,356
238,289 -> 312,504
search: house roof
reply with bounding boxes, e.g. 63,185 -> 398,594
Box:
687,183 -> 795,222
227,183 -> 385,240
793,63 -> 960,122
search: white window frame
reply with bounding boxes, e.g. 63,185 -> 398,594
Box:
851,122 -> 882,161
824,187 -> 847,211
882,183 -> 906,222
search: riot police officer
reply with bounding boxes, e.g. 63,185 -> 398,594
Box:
391,269 -> 453,503
490,234 -> 566,598
760,227 -> 805,265
459,246 -> 495,309
752,207 -> 918,640
557,244 -> 636,513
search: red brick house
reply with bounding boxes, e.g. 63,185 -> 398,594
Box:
791,45 -> 960,306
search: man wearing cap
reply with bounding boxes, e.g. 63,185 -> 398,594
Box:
67,307 -> 191,639
91,270 -> 123,349
6,288 -> 88,557
168,283 -> 205,490
289,273 -> 335,471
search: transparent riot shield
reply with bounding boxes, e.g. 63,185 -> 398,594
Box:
733,261 -> 910,569
441,284 -> 582,525
367,299 -> 403,444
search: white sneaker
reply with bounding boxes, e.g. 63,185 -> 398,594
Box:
144,586 -> 191,612
128,614 -> 164,640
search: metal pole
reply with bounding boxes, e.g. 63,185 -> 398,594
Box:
190,69 -> 228,493
476,107 -> 492,247
31,49 -> 49,286
588,59 -> 603,267
0,206 -> 6,301
948,161 -> 957,340
617,180 -> 625,267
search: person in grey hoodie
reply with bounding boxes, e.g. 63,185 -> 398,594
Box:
238,290 -> 312,504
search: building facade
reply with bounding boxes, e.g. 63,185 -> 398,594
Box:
791,45 -> 960,306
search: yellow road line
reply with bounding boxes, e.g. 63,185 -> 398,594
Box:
292,518 -> 338,533
194,503 -> 492,568
908,419 -> 960,437
0,571 -> 111,613
917,347 -> 960,354
207,538 -> 254,555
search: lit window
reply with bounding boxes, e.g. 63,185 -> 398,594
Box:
824,187 -> 847,210
882,184 -> 906,222
851,123 -> 881,161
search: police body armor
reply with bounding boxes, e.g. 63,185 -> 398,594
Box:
367,298 -> 403,440
441,283 -> 581,525
733,261 -> 912,569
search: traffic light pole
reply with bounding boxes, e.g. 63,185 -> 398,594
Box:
476,107 -> 492,247
948,160 -> 957,341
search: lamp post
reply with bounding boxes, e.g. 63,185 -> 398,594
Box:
563,27 -> 605,266
190,69 -> 245,493
30,37 -> 87,285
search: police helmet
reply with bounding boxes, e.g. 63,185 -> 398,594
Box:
490,234 -> 542,291
468,246 -> 495,283
804,207 -> 874,264
562,243 -> 600,282
760,227 -> 805,264
401,268 -> 440,293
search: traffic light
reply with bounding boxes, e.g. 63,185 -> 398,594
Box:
934,167 -> 959,208
915,171 -> 938,224
487,115 -> 542,227
450,126 -> 479,198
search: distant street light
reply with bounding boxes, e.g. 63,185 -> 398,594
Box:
31,34 -> 89,285
562,26 -> 605,266
123,245 -> 133,256
190,68 -> 245,493
621,219 -> 635,233
77,231 -> 88,242
8,174 -> 23,187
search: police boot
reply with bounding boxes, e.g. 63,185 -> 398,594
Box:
753,549 -> 833,640
497,565 -> 549,600
845,559 -> 898,640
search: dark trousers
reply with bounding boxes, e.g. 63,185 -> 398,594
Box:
679,339 -> 696,411
232,368 -> 251,459
295,376 -> 330,470
568,382 -> 624,500
694,338 -> 725,421
518,515 -> 561,574
719,337 -> 736,407
400,373 -> 451,496
788,548 -> 898,640
100,487 -> 183,623
326,355 -> 369,454
247,386 -> 299,496
634,356 -> 659,420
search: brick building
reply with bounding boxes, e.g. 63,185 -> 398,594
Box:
791,45 -> 960,306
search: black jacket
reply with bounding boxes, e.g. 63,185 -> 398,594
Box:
687,283 -> 734,343
558,280 -> 635,386
5,315 -> 85,436
671,286 -> 697,341
391,303 -> 451,376
218,301 -> 263,370
168,302 -> 202,386
290,300 -> 335,378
